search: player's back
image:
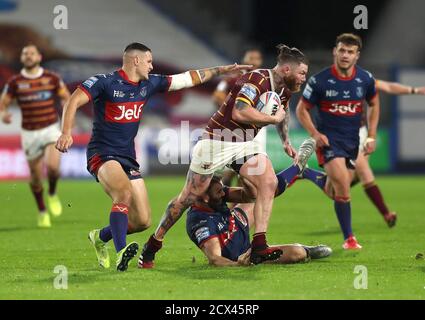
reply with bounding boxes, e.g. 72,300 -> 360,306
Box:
186,205 -> 250,262
302,65 -> 376,144
205,69 -> 291,143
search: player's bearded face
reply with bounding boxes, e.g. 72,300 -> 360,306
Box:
207,181 -> 226,207
334,43 -> 360,71
284,63 -> 308,92
21,47 -> 41,69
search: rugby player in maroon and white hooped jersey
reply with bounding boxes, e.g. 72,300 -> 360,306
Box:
0,45 -> 70,228
55,42 -> 251,271
141,45 -> 310,267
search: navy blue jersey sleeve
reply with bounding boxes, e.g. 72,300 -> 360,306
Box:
148,74 -> 171,94
78,74 -> 107,101
302,75 -> 322,107
187,214 -> 219,247
364,71 -> 377,102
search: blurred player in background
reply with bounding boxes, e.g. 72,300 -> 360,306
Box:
301,79 -> 425,227
141,44 -> 310,267
213,48 -> 264,188
0,45 -> 70,228
55,42 -> 250,271
296,33 -> 380,250
187,176 -> 332,267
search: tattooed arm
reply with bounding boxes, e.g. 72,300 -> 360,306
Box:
232,99 -> 285,126
275,107 -> 297,158
168,64 -> 251,91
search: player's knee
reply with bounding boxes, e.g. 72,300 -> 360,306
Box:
259,174 -> 278,194
46,166 -> 60,177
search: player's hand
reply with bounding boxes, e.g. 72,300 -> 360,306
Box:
219,63 -> 253,75
55,133 -> 73,153
270,105 -> 286,124
284,141 -> 297,159
312,132 -> 329,148
1,112 -> 12,124
415,86 -> 425,95
237,249 -> 252,266
363,137 -> 376,155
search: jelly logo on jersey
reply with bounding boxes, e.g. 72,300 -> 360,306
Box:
329,102 -> 361,115
105,101 -> 145,123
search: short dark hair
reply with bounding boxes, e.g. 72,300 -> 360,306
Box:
124,42 -> 151,53
276,44 -> 308,65
335,33 -> 362,51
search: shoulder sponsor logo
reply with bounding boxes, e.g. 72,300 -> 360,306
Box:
83,76 -> 98,88
310,76 -> 317,84
195,227 -> 210,243
232,209 -> 248,227
104,101 -> 145,123
239,83 -> 257,101
325,90 -> 339,97
303,83 -> 313,99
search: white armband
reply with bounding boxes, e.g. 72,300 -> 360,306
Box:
169,71 -> 198,91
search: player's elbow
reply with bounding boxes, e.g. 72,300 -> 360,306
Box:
208,255 -> 224,267
232,108 -> 248,123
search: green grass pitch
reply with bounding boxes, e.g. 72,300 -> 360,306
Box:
0,176 -> 424,299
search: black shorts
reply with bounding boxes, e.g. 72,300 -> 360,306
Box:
87,154 -> 142,182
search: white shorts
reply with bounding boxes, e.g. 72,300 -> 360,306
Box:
21,122 -> 61,161
189,138 -> 267,175
359,125 -> 368,152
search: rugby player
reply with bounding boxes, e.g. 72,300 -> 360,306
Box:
55,42 -> 251,271
141,45 -> 311,267
297,33 -> 381,249
0,45 -> 70,228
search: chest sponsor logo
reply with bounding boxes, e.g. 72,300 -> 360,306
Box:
19,91 -> 53,102
17,82 -> 31,90
105,101 -> 145,123
328,102 -> 362,115
326,90 -> 339,97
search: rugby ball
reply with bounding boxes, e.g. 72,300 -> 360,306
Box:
255,91 -> 281,116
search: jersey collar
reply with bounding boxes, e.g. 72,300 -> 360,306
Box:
118,69 -> 140,86
331,64 -> 357,81
21,67 -> 44,79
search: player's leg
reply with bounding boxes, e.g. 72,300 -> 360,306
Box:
239,154 -> 283,264
96,161 -> 139,271
28,155 -> 51,227
324,158 -> 361,249
44,143 -> 62,217
139,170 -> 213,268
265,244 -> 332,264
356,152 -> 396,227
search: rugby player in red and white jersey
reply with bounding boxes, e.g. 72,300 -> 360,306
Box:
141,45 -> 312,267
0,45 -> 70,228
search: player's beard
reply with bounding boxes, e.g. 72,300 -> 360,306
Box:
284,74 -> 299,92
23,60 -> 40,71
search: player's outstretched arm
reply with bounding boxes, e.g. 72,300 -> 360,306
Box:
201,238 -> 251,267
376,79 -> 425,95
296,99 -> 329,147
364,94 -> 380,155
232,99 -> 285,126
55,88 -> 89,153
168,64 -> 252,91
0,92 -> 13,124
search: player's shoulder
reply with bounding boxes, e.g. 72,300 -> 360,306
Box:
306,67 -> 331,89
82,72 -> 112,88
42,68 -> 62,79
6,72 -> 22,84
355,65 -> 375,81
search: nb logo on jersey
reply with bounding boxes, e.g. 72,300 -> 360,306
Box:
105,101 -> 145,123
329,102 -> 361,115
326,90 -> 339,97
